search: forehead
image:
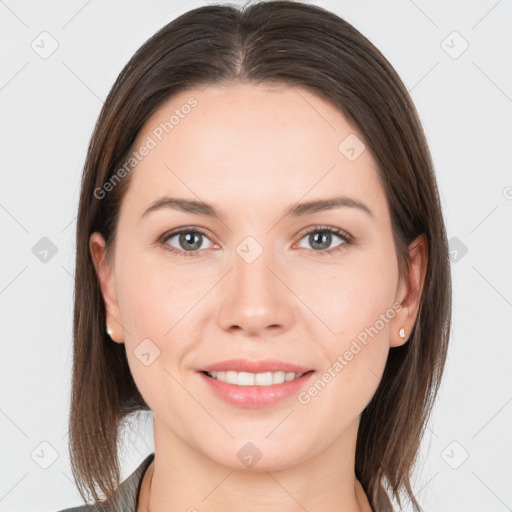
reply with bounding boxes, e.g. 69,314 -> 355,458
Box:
123,83 -> 385,220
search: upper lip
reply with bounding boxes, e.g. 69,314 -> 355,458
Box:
199,358 -> 313,374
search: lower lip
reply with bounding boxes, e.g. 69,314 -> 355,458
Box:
198,371 -> 315,408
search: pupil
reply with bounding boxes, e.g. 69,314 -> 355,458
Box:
181,232 -> 201,250
312,232 -> 330,250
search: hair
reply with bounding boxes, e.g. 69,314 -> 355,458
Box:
69,1 -> 451,510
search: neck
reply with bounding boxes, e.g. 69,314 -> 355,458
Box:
139,416 -> 371,512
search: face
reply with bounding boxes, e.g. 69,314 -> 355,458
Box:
91,83 -> 424,472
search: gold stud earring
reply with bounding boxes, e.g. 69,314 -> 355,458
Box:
106,325 -> 114,338
399,327 -> 405,339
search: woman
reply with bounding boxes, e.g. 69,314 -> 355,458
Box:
61,1 -> 451,511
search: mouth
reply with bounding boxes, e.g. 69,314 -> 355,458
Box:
197,363 -> 316,408
196,359 -> 315,407
201,369 -> 314,386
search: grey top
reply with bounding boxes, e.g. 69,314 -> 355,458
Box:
57,452 -> 155,512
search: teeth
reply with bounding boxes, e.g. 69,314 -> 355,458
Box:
206,370 -> 305,386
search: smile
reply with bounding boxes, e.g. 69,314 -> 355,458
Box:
203,370 -> 306,386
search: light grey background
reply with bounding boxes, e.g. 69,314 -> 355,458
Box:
1,0 -> 511,510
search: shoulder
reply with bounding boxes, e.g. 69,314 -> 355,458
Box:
55,507 -> 101,512
56,452 -> 155,512
55,505 -> 107,512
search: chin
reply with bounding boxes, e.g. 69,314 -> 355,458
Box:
198,437 -> 312,473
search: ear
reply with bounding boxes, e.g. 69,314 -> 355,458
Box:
390,233 -> 428,348
89,232 -> 124,344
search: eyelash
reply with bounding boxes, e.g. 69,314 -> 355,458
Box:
157,225 -> 352,258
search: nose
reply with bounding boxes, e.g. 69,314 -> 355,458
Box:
216,242 -> 295,337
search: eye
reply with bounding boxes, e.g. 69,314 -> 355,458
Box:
158,227 -> 215,257
296,226 -> 351,256
158,225 -> 352,258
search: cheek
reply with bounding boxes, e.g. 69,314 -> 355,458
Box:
292,243 -> 399,340
292,245 -> 398,412
114,254 -> 208,397
115,252 -> 206,339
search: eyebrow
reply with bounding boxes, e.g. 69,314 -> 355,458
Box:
140,195 -> 373,220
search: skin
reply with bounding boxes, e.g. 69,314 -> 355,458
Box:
90,83 -> 427,512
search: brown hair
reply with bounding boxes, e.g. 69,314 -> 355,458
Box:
69,1 -> 451,510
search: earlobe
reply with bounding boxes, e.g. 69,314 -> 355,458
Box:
89,232 -> 124,343
390,234 -> 428,348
